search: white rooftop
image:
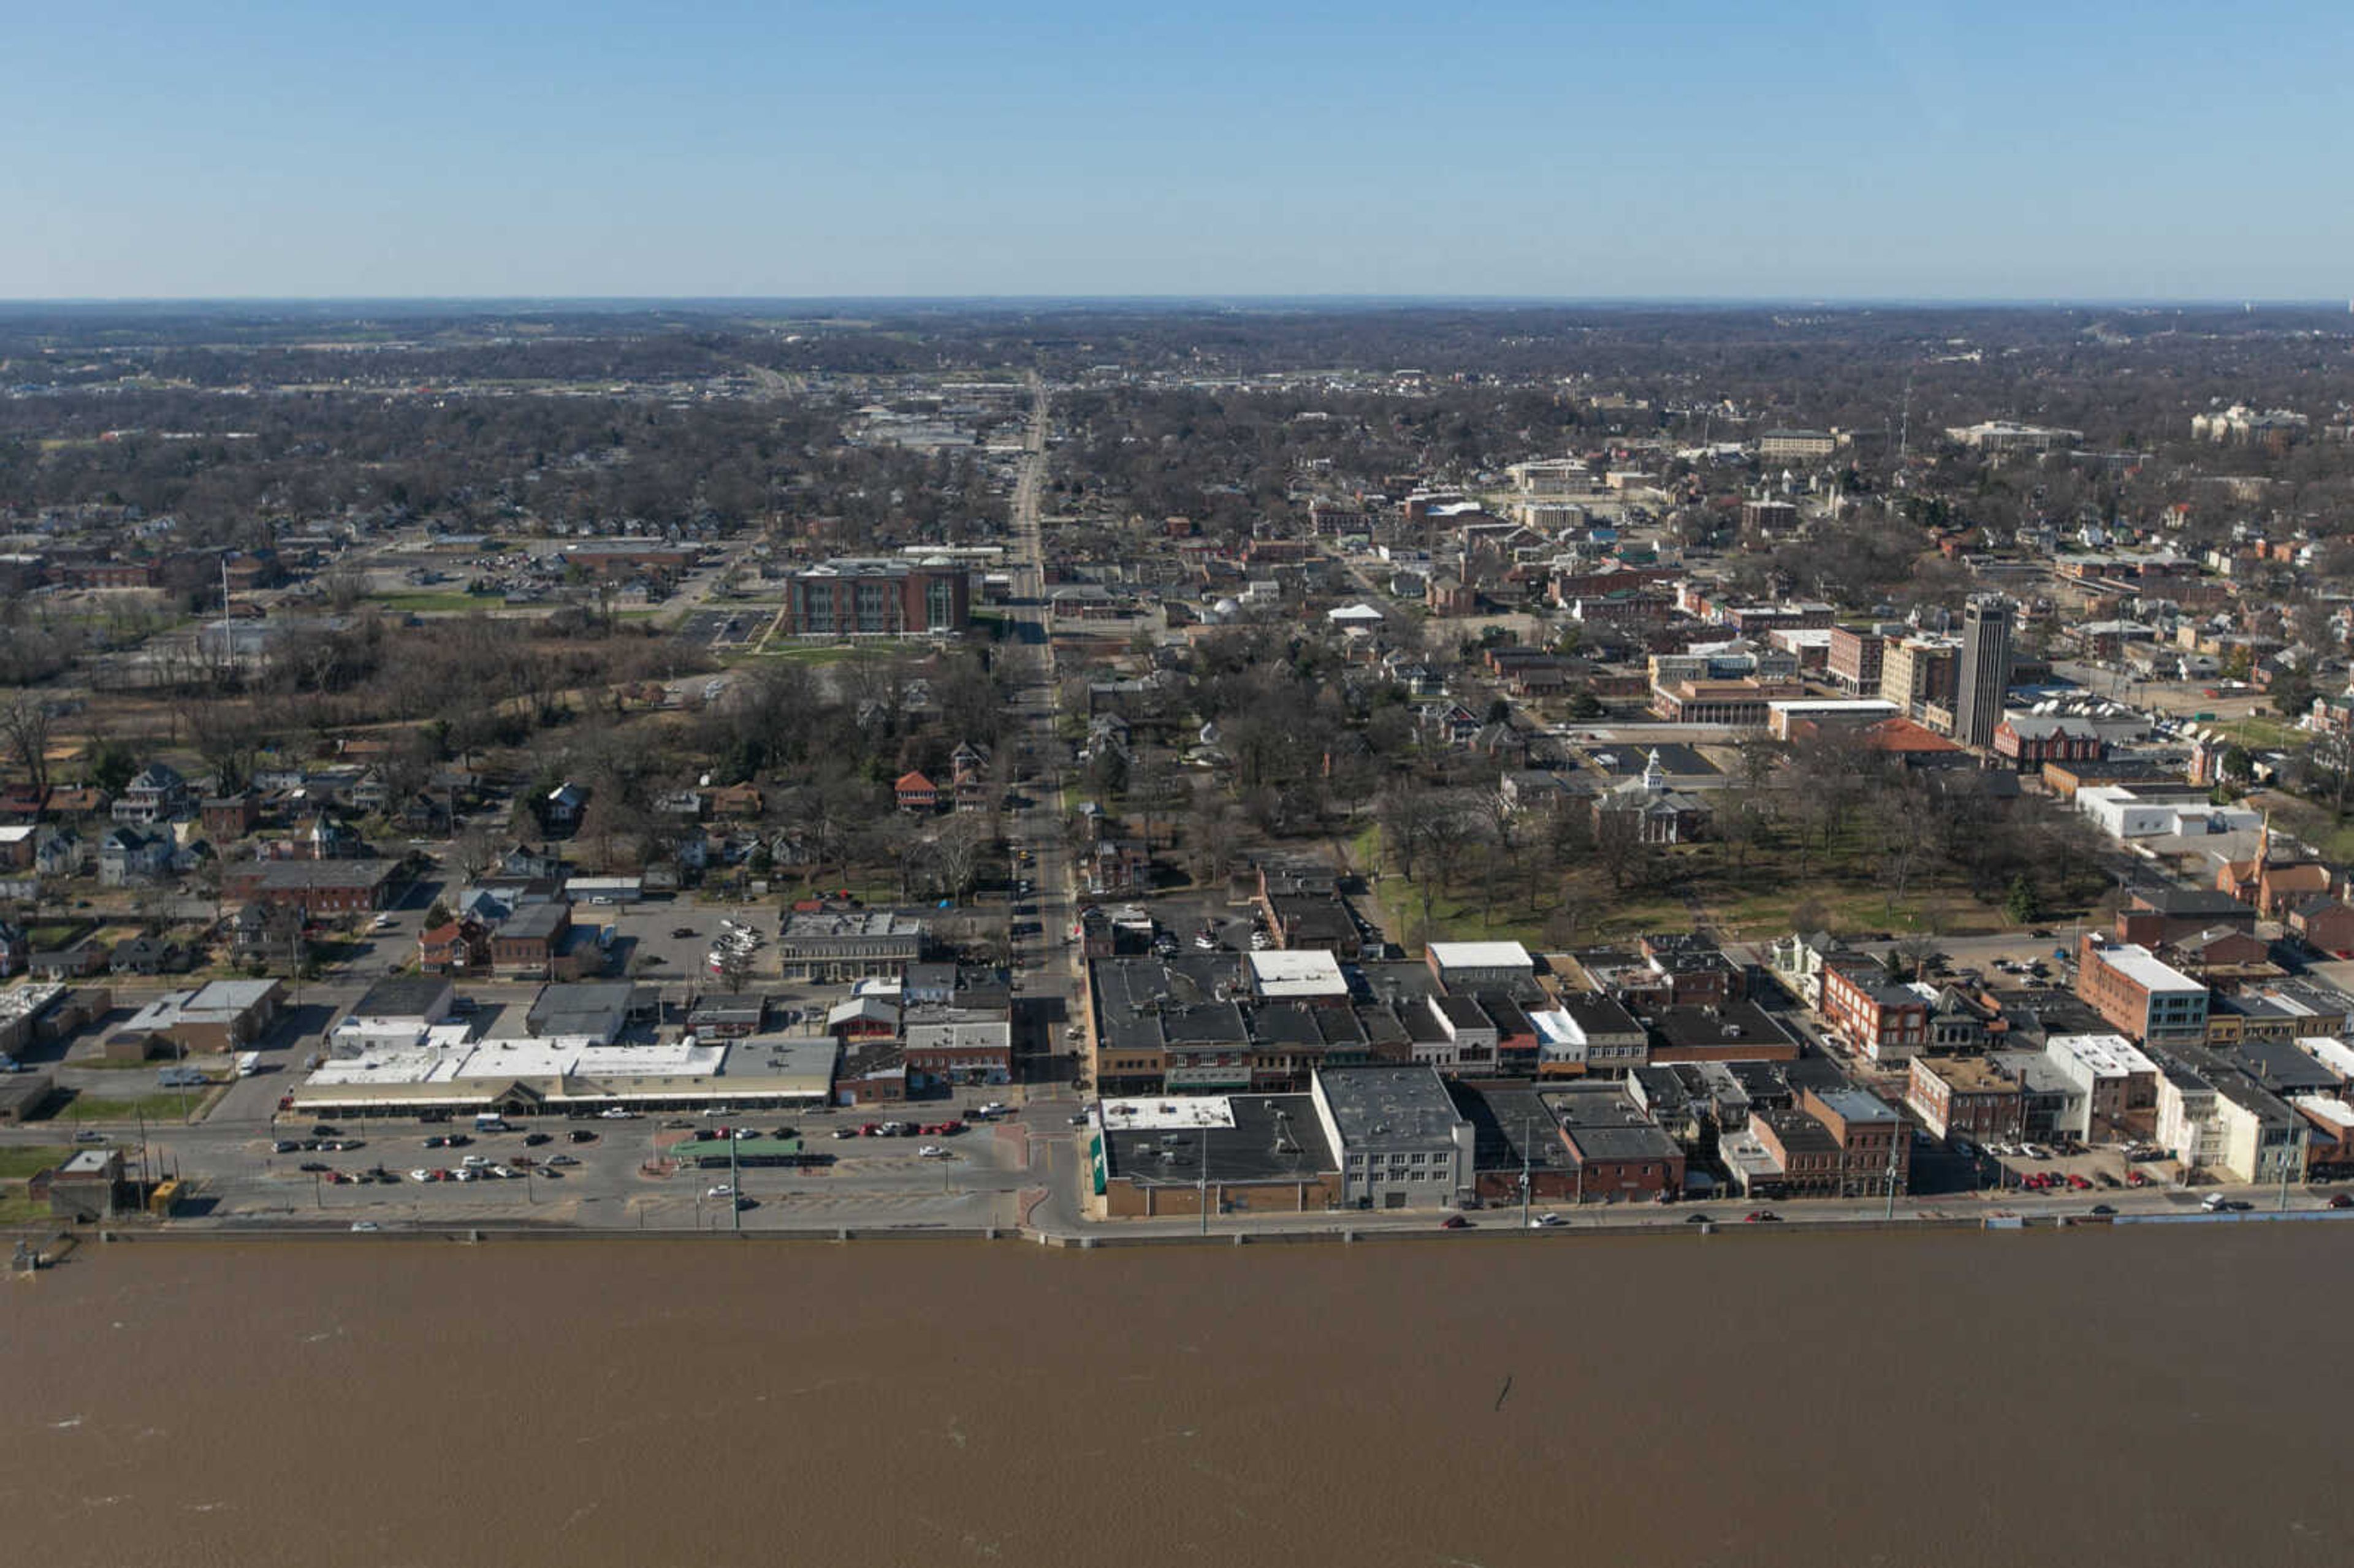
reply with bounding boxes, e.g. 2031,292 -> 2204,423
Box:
307,1037 -> 728,1089
2047,1032 -> 2162,1079
1426,940 -> 1534,973
1097,1096 -> 1237,1132
2291,1094 -> 2354,1131
2297,1036 -> 2354,1081
2089,943 -> 2204,995
1245,949 -> 1349,996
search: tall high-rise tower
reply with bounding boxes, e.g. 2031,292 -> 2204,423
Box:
1956,594 -> 2015,750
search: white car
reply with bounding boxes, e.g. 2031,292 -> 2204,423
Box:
1529,1213 -> 1566,1228
349,1220 -> 381,1232
706,1184 -> 736,1198
408,1168 -> 433,1183
918,1145 -> 945,1159
600,1108 -> 638,1120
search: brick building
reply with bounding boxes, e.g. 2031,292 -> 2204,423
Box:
1819,964 -> 1933,1062
2074,938 -> 2209,1048
781,558 -> 970,637
222,859 -> 396,916
1906,1054 -> 2024,1143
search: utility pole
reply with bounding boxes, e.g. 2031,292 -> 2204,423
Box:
1885,1122 -> 1901,1220
1199,1133 -> 1209,1236
730,1132 -> 742,1234
1521,1116 -> 1532,1230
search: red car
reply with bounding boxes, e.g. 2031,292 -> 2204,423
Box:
859,1122 -> 882,1137
1439,1215 -> 1471,1230
2066,1174 -> 2092,1191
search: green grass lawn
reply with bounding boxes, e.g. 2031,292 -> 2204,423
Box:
53,1087 -> 216,1124
0,1146 -> 70,1180
0,1189 -> 49,1225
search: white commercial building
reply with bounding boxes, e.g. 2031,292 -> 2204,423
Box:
2076,785 -> 2260,842
1425,940 -> 1534,990
1244,949 -> 1350,1000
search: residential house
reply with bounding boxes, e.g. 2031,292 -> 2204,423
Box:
500,843 -> 565,880
894,771 -> 940,813
112,763 -> 191,825
109,935 -> 184,976
97,826 -> 172,888
200,793 -> 260,842
417,917 -> 490,976
541,782 -> 587,834
33,830 -> 81,878
948,742 -> 992,813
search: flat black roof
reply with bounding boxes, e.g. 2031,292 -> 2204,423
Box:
1547,1082 -> 1683,1163
1647,1001 -> 1797,1053
352,975 -> 451,1019
1100,1094 -> 1336,1184
1448,1078 -> 1574,1174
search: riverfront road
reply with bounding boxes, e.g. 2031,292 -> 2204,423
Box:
8,1087 -> 2346,1238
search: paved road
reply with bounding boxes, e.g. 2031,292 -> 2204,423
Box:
996,377 -> 1087,1086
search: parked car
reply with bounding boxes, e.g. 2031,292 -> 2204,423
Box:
1439,1214 -> 1471,1230
1743,1211 -> 1782,1224
1528,1213 -> 1565,1228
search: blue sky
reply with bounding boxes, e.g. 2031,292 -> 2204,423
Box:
6,1 -> 2348,300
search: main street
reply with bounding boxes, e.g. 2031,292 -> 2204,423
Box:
997,376 -> 1087,1087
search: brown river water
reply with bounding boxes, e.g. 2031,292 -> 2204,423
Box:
4,1226 -> 2352,1568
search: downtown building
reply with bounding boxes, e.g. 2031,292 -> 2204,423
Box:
1954,594 -> 2014,750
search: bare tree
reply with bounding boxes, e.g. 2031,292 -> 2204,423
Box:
0,693 -> 55,796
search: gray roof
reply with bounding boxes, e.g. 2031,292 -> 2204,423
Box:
1449,1078 -> 1577,1174
500,902 -> 571,940
352,975 -> 452,1021
1547,1082 -> 1683,1163
1316,1065 -> 1468,1146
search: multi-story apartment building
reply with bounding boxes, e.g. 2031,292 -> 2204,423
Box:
1878,635 -> 1959,720
1827,625 -> 1888,695
2074,938 -> 2209,1048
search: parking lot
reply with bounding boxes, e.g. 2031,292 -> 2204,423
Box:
219,1099 -> 1036,1229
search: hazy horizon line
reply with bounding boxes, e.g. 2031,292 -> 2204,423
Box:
2,293 -> 2350,312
